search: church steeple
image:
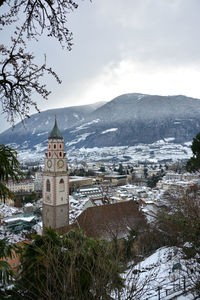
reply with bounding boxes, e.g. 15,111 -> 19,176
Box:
48,115 -> 63,139
43,115 -> 69,231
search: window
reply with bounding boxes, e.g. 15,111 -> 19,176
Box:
46,179 -> 51,192
49,152 -> 51,157
54,144 -> 56,149
60,144 -> 62,149
59,178 -> 65,192
59,152 -> 62,157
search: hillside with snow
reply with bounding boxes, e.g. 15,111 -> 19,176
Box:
116,246 -> 198,299
0,93 -> 200,163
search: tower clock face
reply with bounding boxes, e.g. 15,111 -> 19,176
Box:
57,159 -> 64,168
47,159 -> 52,168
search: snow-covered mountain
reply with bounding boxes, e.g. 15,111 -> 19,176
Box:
64,93 -> 200,148
0,102 -> 105,148
0,93 -> 200,154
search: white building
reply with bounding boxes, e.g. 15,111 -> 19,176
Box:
6,179 -> 34,193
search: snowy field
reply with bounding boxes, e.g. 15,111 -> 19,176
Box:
17,139 -> 192,164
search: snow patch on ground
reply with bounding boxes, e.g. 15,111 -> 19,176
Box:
70,119 -> 100,133
164,137 -> 175,142
34,143 -> 46,152
115,246 -> 199,299
184,141 -> 192,146
73,113 -> 79,119
137,94 -> 145,100
101,128 -> 118,134
37,131 -> 48,136
32,128 -> 36,135
66,133 -> 94,146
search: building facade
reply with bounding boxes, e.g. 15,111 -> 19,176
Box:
42,117 -> 69,230
5,179 -> 34,193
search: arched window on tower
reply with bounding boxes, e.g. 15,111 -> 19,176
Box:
46,179 -> 51,192
59,179 -> 65,192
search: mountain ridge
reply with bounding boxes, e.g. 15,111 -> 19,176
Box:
1,93 -> 200,152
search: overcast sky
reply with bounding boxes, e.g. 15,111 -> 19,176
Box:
1,0 -> 200,132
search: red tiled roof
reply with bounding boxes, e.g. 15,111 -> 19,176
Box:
73,200 -> 146,239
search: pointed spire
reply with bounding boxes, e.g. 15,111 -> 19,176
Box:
48,115 -> 63,139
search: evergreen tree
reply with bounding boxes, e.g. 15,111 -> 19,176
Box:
0,238 -> 15,297
118,163 -> 125,175
147,174 -> 157,188
143,167 -> 148,178
186,132 -> 200,172
0,145 -> 22,202
12,229 -> 123,300
99,166 -> 106,172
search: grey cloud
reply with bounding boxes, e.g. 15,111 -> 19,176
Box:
1,0 -> 200,131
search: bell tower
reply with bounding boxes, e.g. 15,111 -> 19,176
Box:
42,116 -> 69,231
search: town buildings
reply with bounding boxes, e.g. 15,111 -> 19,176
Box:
5,179 -> 34,194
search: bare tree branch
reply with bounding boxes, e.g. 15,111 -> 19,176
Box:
0,0 -> 79,123
0,30 -> 61,123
